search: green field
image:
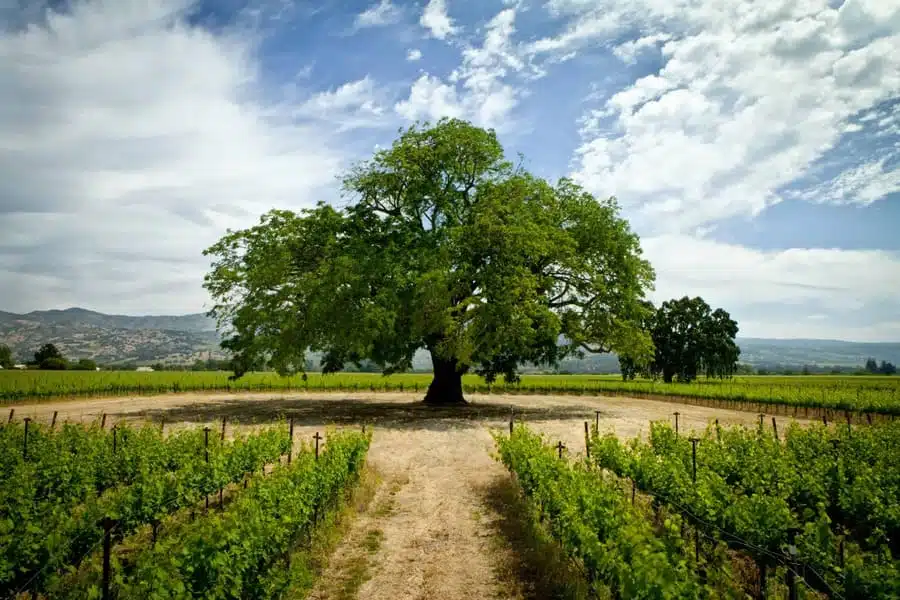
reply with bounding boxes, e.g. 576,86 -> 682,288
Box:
1,370 -> 899,414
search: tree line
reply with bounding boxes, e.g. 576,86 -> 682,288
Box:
0,343 -> 98,371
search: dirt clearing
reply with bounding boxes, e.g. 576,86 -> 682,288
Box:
7,392 -> 810,599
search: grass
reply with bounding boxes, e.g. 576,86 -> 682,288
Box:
2,370 -> 899,414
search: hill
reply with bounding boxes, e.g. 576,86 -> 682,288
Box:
0,308 -> 220,365
1,308 -> 898,370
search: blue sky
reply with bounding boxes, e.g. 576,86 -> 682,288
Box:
0,0 -> 898,341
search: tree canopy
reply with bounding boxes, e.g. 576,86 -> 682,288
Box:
619,296 -> 740,383
0,344 -> 12,369
204,119 -> 655,404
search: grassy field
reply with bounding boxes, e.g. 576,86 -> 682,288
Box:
1,370 -> 898,414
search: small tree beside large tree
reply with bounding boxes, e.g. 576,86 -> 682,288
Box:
204,119 -> 656,404
619,297 -> 740,383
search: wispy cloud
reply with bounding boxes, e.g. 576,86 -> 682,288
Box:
353,0 -> 402,30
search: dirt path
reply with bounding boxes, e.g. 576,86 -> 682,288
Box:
7,392 -> 811,599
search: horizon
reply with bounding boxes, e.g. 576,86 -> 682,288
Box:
0,0 -> 898,342
3,305 -> 900,346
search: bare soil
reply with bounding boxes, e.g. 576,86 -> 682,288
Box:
7,392 -> 811,599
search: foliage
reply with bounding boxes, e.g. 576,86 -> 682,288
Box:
493,425 -> 733,598
95,429 -> 371,600
590,421 -> 900,598
203,118 -> 655,403
33,343 -> 64,365
0,345 -> 12,369
641,297 -> 740,383
72,358 -> 98,371
0,421 -> 290,597
2,371 -> 900,413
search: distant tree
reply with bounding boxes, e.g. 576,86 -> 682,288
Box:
72,358 -> 98,371
618,355 -> 640,381
735,363 -> 755,375
880,361 -> 897,376
40,357 -> 68,370
865,358 -> 879,374
203,118 -> 655,404
34,343 -> 64,365
0,344 -> 12,369
801,365 -> 811,376
647,296 -> 740,383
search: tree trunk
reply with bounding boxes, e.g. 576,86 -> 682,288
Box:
424,353 -> 466,405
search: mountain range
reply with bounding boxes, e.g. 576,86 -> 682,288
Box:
1,308 -> 898,371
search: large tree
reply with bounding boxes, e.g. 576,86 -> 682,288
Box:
646,296 -> 740,383
204,119 -> 655,404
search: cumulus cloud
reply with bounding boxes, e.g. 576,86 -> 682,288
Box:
420,0 -> 458,40
291,76 -> 392,131
560,0 -> 900,234
406,48 -> 422,61
0,0 -> 350,313
397,8 -> 523,129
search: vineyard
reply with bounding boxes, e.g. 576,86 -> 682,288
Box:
495,420 -> 900,599
1,370 -> 899,415
0,418 -> 370,599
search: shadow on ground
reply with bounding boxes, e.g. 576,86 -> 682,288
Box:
124,397 -> 607,431
478,475 -> 591,600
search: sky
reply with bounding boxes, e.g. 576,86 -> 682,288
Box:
0,0 -> 898,342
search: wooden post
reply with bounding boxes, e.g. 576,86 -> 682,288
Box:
556,441 -> 566,459
758,413 -> 765,432
584,422 -> 590,459
509,414 -> 514,434
288,417 -> 294,465
7,408 -> 13,423
314,432 -> 322,460
715,418 -> 720,441
771,416 -> 778,441
631,479 -> 636,505
112,426 -> 117,454
689,437 -> 699,483
595,410 -> 601,432
204,427 -> 210,512
673,411 -> 680,436
100,413 -> 107,429
160,418 -> 166,435
23,417 -> 31,459
51,410 -> 58,429
221,416 -> 227,441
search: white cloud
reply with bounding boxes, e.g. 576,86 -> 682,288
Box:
643,234 -> 900,341
0,0 -> 350,314
397,8 -> 523,129
353,0 -> 402,30
292,76 -> 391,131
406,48 -> 423,61
612,33 -> 670,64
560,0 -> 900,234
420,0 -> 458,40
790,157 -> 900,205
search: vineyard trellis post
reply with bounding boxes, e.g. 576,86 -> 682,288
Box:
8,408 -> 14,423
758,414 -> 764,433
204,426 -> 211,512
584,422 -> 590,459
100,413 -> 107,430
673,411 -> 680,436
785,545 -> 798,600
50,410 -> 58,430
771,417 -> 778,441
715,419 -> 720,441
595,410 -> 601,432
23,417 -> 31,459
688,437 -> 699,483
112,426 -> 117,454
556,441 -> 566,459
288,417 -> 295,465
314,431 -> 322,460
221,417 -> 227,441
